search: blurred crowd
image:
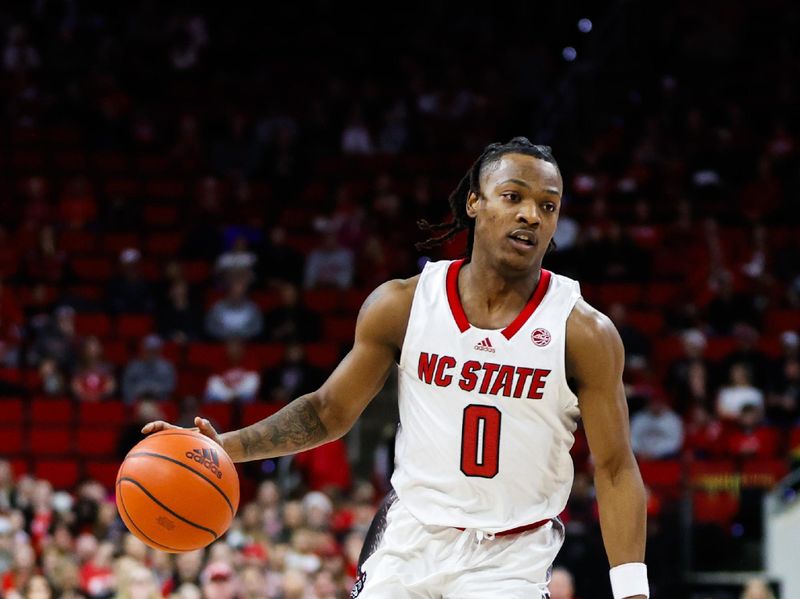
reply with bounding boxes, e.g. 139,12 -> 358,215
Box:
1,0 -> 800,597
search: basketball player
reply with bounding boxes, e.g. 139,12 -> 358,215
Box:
145,138 -> 648,598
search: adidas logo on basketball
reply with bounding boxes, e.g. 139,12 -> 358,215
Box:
474,338 -> 495,353
185,448 -> 223,479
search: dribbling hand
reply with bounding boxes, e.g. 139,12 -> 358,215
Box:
141,417 -> 223,447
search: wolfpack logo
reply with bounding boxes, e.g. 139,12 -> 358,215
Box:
474,337 -> 495,353
185,448 -> 223,479
531,328 -> 551,347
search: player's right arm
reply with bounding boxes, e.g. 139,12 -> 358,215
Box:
143,278 -> 415,462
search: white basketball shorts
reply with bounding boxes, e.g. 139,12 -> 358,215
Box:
352,495 -> 565,598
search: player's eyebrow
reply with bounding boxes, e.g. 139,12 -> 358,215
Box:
498,178 -> 532,189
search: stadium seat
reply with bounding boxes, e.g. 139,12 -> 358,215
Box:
71,257 -> 114,282
102,233 -> 140,253
59,230 -> 97,252
199,404 -> 233,432
103,177 -> 139,196
10,459 -> 28,478
144,232 -> 182,254
693,490 -> 740,526
251,291 -> 283,311
76,429 -> 119,456
689,460 -> 737,489
242,403 -> 282,427
68,285 -> 105,302
117,314 -> 155,339
626,311 -> 665,336
343,289 -> 370,313
29,428 -> 72,455
34,460 -> 79,489
74,313 -> 112,337
93,153 -> 129,172
248,344 -> 284,368
183,261 -> 210,283
145,177 -> 185,197
638,459 -> 683,489
53,151 -> 87,172
176,370 -> 209,396
598,283 -> 643,307
0,398 -> 25,424
0,428 -> 24,454
187,343 -> 227,369
765,309 -> 800,334
84,461 -> 120,488
305,343 -> 340,369
103,340 -> 130,365
304,289 -> 340,313
741,459 -> 789,488
79,402 -> 127,426
324,317 -> 357,343
30,398 -> 73,425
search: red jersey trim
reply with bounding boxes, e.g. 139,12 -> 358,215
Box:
445,260 -> 553,340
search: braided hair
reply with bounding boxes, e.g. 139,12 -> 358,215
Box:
416,137 -> 560,256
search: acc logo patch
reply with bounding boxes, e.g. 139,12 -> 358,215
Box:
531,328 -> 551,347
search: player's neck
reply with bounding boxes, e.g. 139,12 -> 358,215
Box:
460,256 -> 541,317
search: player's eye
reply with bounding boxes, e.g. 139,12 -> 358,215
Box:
542,202 -> 556,213
501,192 -> 520,202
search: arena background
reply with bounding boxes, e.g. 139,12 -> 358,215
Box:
1,1 -> 799,597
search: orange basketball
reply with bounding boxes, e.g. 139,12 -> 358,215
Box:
116,429 -> 240,553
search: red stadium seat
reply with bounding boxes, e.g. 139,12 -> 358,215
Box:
199,404 -> 233,432
93,153 -> 129,172
693,490 -> 739,525
68,285 -> 105,302
343,289 -> 370,313
30,398 -> 73,425
176,370 -> 209,396
0,368 -> 22,385
103,340 -> 130,366
598,283 -> 643,307
242,403 -> 282,427
183,261 -> 210,283
187,343 -> 227,369
305,343 -> 339,369
143,206 -> 181,229
0,428 -> 24,454
249,344 -> 284,369
102,233 -> 140,253
35,460 -> 79,489
638,459 -> 683,488
85,461 -> 120,488
29,428 -> 72,455
324,317 -> 357,343
689,460 -> 736,488
645,282 -> 683,306
59,230 -> 97,253
71,257 -> 114,282
765,310 -> 800,334
53,151 -> 87,172
74,313 -> 112,337
0,398 -> 25,424
117,314 -> 155,339
790,426 -> 800,456
144,232 -> 182,254
145,177 -> 185,197
251,291 -> 283,311
103,177 -> 139,196
626,311 -> 664,336
304,289 -> 341,313
79,402 -> 127,426
76,429 -> 119,456
10,459 -> 28,478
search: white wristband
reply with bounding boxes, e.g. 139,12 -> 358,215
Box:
609,562 -> 649,599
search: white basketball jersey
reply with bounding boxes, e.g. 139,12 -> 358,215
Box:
392,259 -> 582,533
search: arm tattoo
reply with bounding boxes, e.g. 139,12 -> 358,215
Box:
239,396 -> 328,459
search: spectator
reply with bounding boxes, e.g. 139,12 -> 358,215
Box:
205,276 -> 263,341
341,107 -> 374,155
200,561 -> 239,599
0,277 -> 23,367
108,249 -> 156,314
304,226 -> 355,290
608,302 -> 650,365
22,226 -> 70,286
722,325 -> 770,390
726,405 -> 778,460
37,358 -> 66,396
706,271 -> 759,335
683,404 -> 725,459
666,329 -> 713,411
58,176 -> 97,229
158,279 -> 203,343
717,363 -> 764,420
2,25 -> 40,73
29,306 -> 79,372
258,226 -> 305,287
549,567 -> 576,599
294,439 -> 352,493
262,284 -> 321,343
766,356 -> 800,428
0,542 -> 35,596
117,397 -> 164,459
121,335 -> 176,404
630,393 -> 684,460
263,343 -> 324,402
71,337 -> 116,402
204,341 -> 261,403
215,234 -> 258,283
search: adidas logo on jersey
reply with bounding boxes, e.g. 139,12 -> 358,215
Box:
185,448 -> 223,479
474,338 -> 495,353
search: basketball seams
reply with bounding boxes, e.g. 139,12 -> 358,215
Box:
126,451 -> 235,515
118,477 -> 218,539
116,481 -> 183,552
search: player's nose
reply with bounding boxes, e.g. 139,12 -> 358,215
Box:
516,201 -> 541,226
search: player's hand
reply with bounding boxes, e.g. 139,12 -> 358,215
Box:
141,417 -> 222,446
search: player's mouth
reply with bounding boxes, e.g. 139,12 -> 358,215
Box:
508,230 -> 538,251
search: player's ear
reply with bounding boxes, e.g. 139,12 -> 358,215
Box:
466,191 -> 479,218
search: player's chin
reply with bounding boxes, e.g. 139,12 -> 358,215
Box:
499,245 -> 543,271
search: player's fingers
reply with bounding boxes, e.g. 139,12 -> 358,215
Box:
141,420 -> 181,434
194,417 -> 220,440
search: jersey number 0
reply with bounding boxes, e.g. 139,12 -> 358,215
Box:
460,404 -> 501,478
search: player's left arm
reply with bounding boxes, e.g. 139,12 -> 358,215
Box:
567,298 -> 647,598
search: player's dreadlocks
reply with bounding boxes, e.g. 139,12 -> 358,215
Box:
416,137 -> 560,256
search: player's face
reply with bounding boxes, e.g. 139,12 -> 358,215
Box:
467,153 -> 562,272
